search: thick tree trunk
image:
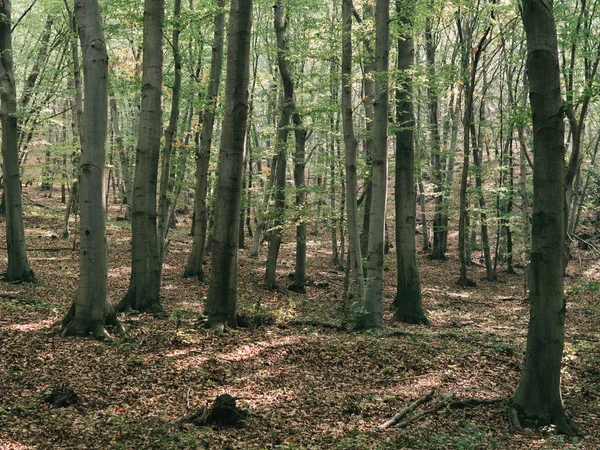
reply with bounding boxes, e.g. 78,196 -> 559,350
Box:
512,0 -> 579,435
62,0 -> 120,338
363,0 -> 389,329
205,0 -> 252,330
393,0 -> 427,325
341,0 -> 365,312
118,0 -> 164,314
0,0 -> 36,283
184,0 -> 225,281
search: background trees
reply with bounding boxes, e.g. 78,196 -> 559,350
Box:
0,0 -> 599,436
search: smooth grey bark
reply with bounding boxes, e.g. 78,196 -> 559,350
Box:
358,3 -> 375,258
363,0 -> 389,329
61,0 -> 120,338
109,95 -> 132,220
184,0 -> 225,281
456,16 -> 489,287
393,0 -> 427,325
0,0 -> 35,283
512,0 -> 580,435
157,0 -> 182,264
265,0 -> 295,289
425,7 -> 445,260
342,0 -> 365,311
292,115 -> 308,290
118,0 -> 164,314
205,0 -> 252,330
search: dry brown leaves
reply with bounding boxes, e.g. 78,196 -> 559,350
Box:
0,186 -> 599,449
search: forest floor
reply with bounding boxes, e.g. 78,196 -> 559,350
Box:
1,186 -> 600,450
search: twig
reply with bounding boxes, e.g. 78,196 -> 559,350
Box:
395,393 -> 456,428
377,389 -> 436,430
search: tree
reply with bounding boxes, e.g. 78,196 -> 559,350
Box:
511,0 -> 580,435
61,0 -> 121,338
0,0 -> 36,283
184,0 -> 226,282
204,0 -> 253,330
393,0 -> 427,325
265,0 -> 295,290
363,0 -> 389,329
341,0 -> 365,312
118,0 -> 165,313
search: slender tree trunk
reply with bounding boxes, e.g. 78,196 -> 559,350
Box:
205,0 -> 252,330
426,11 -> 445,260
342,0 -> 365,312
292,116 -> 308,291
109,96 -> 132,220
512,0 -> 580,435
393,0 -> 427,324
118,0 -> 164,313
62,0 -> 121,338
157,0 -> 182,264
265,0 -> 296,289
0,0 -> 35,283
363,0 -> 389,329
184,0 -> 225,281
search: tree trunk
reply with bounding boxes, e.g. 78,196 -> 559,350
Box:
205,0 -> 252,329
184,0 -> 225,281
363,0 -> 389,329
341,0 -> 365,312
109,95 -> 132,220
0,0 -> 36,283
157,0 -> 182,265
118,0 -> 164,314
393,0 -> 427,325
426,8 -> 445,260
512,0 -> 580,435
265,0 -> 296,289
62,0 -> 120,338
292,115 -> 308,290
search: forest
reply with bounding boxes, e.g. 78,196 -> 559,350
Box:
1,0 -> 599,447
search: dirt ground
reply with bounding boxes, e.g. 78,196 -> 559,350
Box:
1,184 -> 599,449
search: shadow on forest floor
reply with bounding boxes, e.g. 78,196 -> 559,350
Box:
1,186 -> 599,449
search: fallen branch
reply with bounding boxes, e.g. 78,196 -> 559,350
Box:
377,389 -> 435,430
395,393 -> 456,428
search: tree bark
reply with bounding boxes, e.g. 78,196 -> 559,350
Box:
184,0 -> 226,281
393,0 -> 427,325
62,0 -> 120,338
157,0 -> 182,264
363,0 -> 389,329
204,0 -> 252,329
265,0 -> 295,289
0,0 -> 36,283
512,0 -> 580,435
118,0 -> 164,313
342,0 -> 365,313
